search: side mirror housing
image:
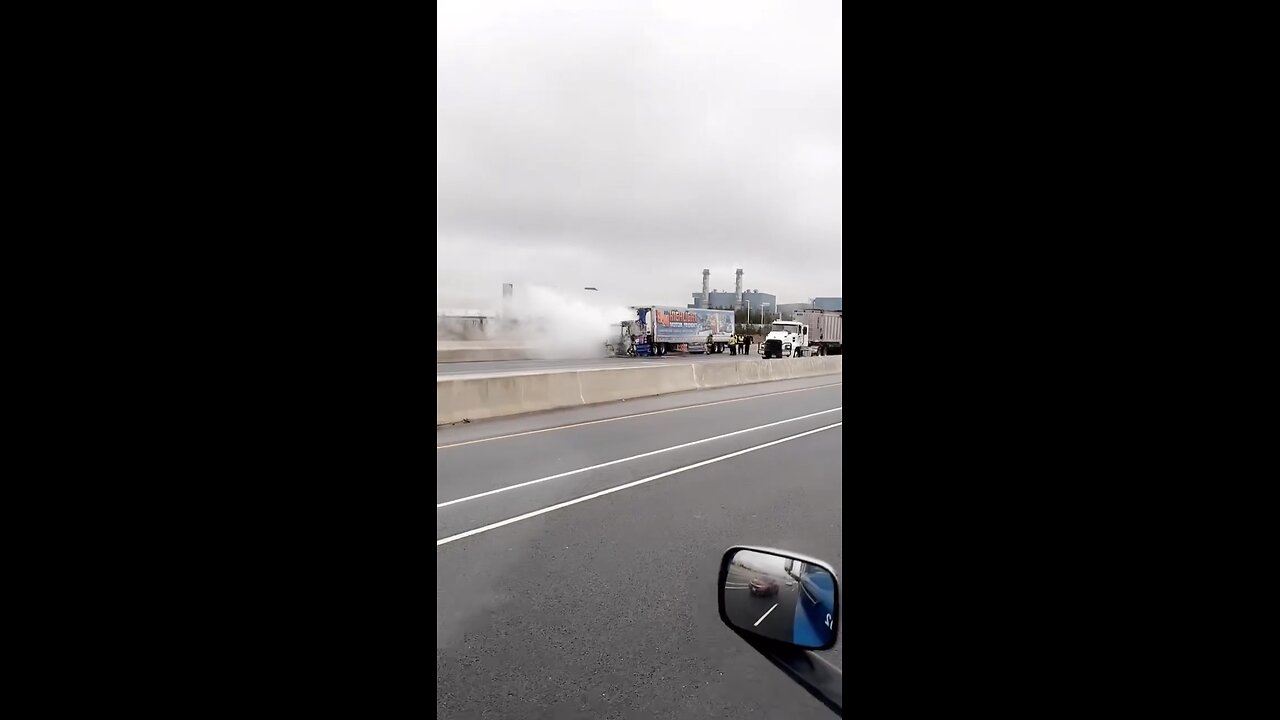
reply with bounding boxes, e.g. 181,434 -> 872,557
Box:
718,545 -> 840,650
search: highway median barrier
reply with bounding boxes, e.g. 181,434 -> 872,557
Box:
437,355 -> 841,425
693,361 -> 741,390
579,366 -> 699,405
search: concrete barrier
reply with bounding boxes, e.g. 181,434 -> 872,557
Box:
736,359 -> 763,384
793,357 -> 827,378
436,371 -> 587,424
579,366 -> 698,405
514,370 -> 587,415
437,355 -> 841,425
693,361 -> 741,389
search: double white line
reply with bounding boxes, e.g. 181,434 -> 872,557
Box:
438,407 -> 842,509
437,418 -> 842,546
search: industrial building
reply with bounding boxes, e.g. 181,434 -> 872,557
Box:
774,298 -> 843,319
774,303 -> 810,320
687,268 -> 776,314
690,289 -> 737,309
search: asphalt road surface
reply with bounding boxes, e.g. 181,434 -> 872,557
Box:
723,564 -> 801,644
436,374 -> 843,719
436,351 -> 755,377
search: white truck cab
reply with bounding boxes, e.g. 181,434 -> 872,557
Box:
761,321 -> 809,358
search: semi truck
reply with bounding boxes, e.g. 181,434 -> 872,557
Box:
761,320 -> 810,358
795,309 -> 842,356
626,306 -> 735,357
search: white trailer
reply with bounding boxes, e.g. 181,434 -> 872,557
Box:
627,306 -> 735,357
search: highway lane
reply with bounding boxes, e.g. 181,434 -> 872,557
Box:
436,377 -> 843,719
436,376 -> 842,513
723,563 -> 800,643
436,351 -> 755,377
436,374 -> 842,441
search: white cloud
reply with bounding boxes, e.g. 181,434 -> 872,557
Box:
437,0 -> 842,311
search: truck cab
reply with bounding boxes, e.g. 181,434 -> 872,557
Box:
761,321 -> 809,358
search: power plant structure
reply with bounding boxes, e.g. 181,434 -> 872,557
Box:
688,268 -> 776,314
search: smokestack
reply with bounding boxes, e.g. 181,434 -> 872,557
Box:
735,269 -> 743,307
701,269 -> 710,308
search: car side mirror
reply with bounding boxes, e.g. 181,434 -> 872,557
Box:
718,546 -> 840,650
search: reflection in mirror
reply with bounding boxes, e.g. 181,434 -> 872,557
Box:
720,548 -> 838,649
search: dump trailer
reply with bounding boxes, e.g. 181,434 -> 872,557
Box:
795,309 -> 842,355
628,306 -> 735,356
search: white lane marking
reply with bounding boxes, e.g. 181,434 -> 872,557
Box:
436,421 -> 841,546
436,382 -> 843,449
801,582 -> 816,604
754,603 -> 780,627
436,407 -> 841,508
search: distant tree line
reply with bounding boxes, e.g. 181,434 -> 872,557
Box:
732,308 -> 777,325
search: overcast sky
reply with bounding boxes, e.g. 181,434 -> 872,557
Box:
437,0 -> 842,312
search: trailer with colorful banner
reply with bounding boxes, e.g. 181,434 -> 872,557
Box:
628,305 -> 735,356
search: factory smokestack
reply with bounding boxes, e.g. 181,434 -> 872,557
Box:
701,269 -> 710,308
735,269 -> 744,307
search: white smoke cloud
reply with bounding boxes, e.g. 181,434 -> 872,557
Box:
504,286 -> 632,359
436,284 -> 633,358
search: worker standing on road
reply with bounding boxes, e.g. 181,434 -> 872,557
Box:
744,334 -> 753,355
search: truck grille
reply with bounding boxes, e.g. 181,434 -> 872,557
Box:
764,339 -> 783,353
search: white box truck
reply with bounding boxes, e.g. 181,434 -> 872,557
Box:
627,306 -> 735,357
795,309 -> 842,356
